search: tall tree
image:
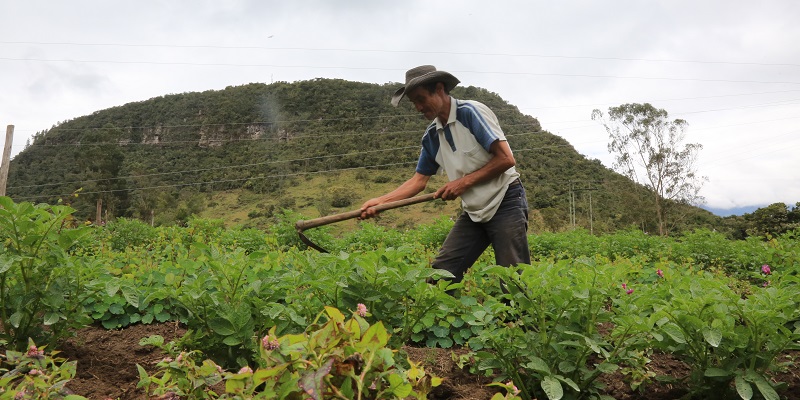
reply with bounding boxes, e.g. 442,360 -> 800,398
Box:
592,103 -> 706,235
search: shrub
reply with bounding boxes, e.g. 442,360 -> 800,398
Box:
0,198 -> 94,350
106,217 -> 157,251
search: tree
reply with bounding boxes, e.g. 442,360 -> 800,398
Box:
592,103 -> 706,235
745,202 -> 800,237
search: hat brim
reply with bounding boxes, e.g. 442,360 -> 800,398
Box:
391,71 -> 460,107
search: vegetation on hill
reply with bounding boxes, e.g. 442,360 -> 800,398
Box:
3,78 -> 746,235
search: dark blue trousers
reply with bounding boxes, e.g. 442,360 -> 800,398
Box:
432,181 -> 531,283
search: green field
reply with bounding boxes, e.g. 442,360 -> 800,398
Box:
1,197 -> 799,399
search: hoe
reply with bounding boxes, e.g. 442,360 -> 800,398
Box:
295,193 -> 437,253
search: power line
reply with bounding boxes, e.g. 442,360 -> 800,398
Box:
10,138 -> 583,193
12,88 -> 800,137
13,160 -> 419,201
13,95 -> 800,149
516,89 -> 800,111
11,132 -> 585,194
3,56 -> 799,85
2,40 -> 797,67
15,118 -> 541,148
7,145 -> 421,189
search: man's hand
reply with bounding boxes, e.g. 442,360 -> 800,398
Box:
434,178 -> 469,201
359,172 -> 431,219
359,198 -> 382,219
433,140 -> 516,201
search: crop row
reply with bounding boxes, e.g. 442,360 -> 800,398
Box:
1,198 -> 799,399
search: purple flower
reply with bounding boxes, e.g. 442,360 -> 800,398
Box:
357,303 -> 368,317
28,369 -> 43,376
238,366 -> 253,374
761,264 -> 772,275
25,345 -> 44,359
506,381 -> 521,395
656,269 -> 664,278
763,280 -> 770,287
261,335 -> 280,350
621,283 -> 627,289
626,288 -> 634,295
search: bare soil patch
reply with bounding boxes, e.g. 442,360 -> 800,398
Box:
50,323 -> 799,399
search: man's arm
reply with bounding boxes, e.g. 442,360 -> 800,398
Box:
435,139 -> 515,201
360,172 -> 431,219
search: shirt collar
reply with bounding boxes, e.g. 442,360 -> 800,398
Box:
435,96 -> 457,131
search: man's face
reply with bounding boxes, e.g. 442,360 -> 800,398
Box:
407,85 -> 445,121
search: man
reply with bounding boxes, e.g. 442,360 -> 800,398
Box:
360,65 -> 530,286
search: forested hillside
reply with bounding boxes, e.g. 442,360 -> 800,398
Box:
7,79 -> 718,233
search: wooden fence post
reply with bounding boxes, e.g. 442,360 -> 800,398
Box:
0,125 -> 14,197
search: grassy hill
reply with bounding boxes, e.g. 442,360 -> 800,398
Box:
7,79 -> 719,234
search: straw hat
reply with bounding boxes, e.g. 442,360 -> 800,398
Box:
391,65 -> 460,107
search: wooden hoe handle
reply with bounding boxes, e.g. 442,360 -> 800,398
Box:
295,192 -> 438,232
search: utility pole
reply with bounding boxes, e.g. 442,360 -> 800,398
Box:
567,179 -> 601,232
588,191 -> 594,235
568,180 -> 576,228
0,125 -> 14,196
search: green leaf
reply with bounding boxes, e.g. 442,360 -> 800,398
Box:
121,285 -> 139,308
223,336 -> 242,346
105,279 -> 120,297
556,376 -> 580,392
139,335 -> 164,347
108,303 -> 124,315
735,375 -> 753,400
209,318 -> 236,336
702,328 -> 722,347
705,368 -> 732,377
558,361 -> 576,373
432,325 -> 450,338
661,323 -> 686,344
525,356 -> 550,374
751,373 -> 779,400
572,288 -> 589,299
541,376 -> 564,400
360,321 -> 389,350
43,311 -> 61,326
0,254 -> 17,273
155,311 -> 171,322
136,364 -> 151,387
102,318 -> 120,329
595,362 -> 619,373
324,306 -> 345,323
8,312 -> 22,328
435,337 -> 454,348
477,357 -> 503,372
393,381 -> 413,398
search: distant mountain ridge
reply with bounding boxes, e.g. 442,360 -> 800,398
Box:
702,205 -> 761,217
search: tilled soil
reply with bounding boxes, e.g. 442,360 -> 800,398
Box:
50,323 -> 800,399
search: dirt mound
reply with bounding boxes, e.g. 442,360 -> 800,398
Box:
60,322 -> 187,400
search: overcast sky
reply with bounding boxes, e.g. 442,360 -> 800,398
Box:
1,1 -> 798,212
